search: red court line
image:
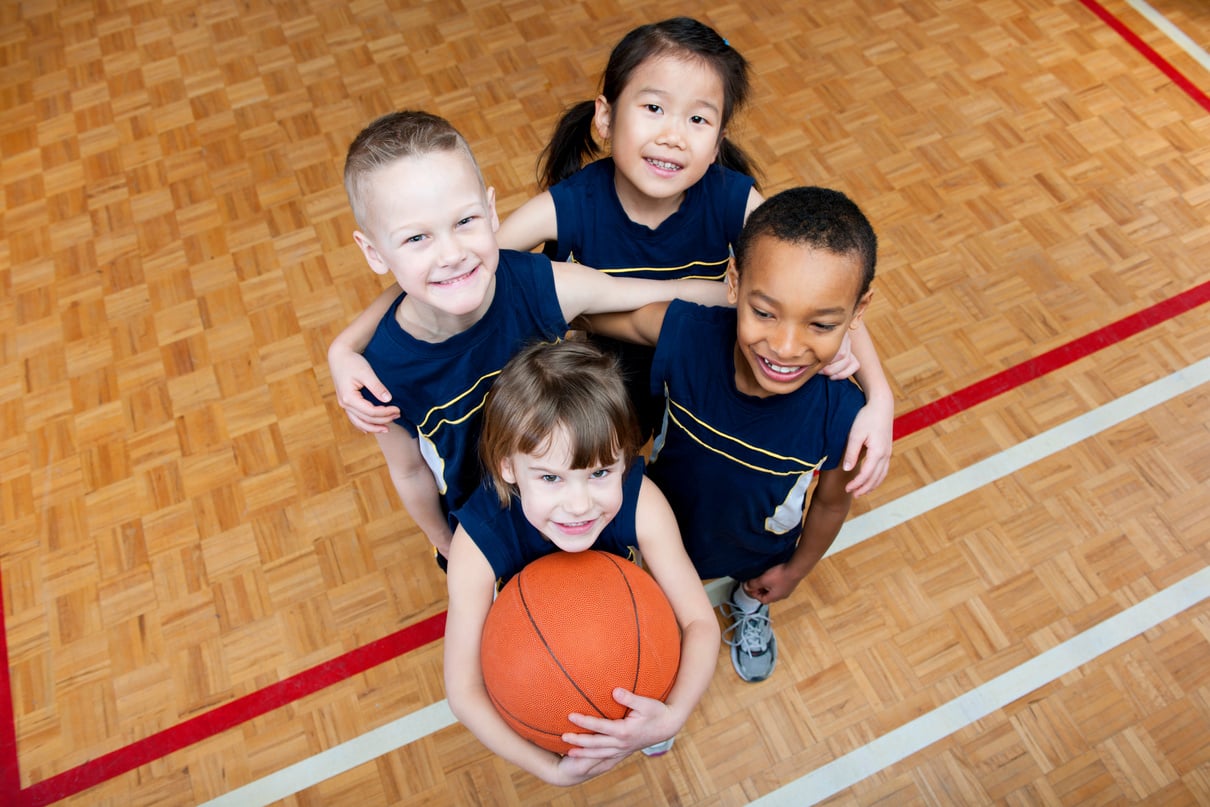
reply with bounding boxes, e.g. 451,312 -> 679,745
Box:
13,614 -> 446,807
0,573 -> 21,799
3,4 -> 1209,804
895,279 -> 1210,439
1076,0 -> 1210,114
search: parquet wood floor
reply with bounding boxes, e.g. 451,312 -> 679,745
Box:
2,0 -> 1208,804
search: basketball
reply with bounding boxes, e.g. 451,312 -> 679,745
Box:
479,550 -> 682,754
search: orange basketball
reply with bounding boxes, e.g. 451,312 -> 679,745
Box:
480,550 -> 682,754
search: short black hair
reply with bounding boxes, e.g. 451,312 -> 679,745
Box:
734,186 -> 877,305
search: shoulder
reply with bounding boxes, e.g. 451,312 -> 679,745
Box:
550,158 -> 610,195
498,249 -> 555,288
665,299 -> 732,330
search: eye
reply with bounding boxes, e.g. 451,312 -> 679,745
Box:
812,322 -> 841,332
690,115 -> 709,125
589,468 -> 610,479
540,474 -> 560,483
404,233 -> 426,244
457,215 -> 475,227
751,306 -> 773,320
644,103 -> 663,114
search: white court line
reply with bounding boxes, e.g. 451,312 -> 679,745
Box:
1124,0 -> 1210,73
833,356 -> 1210,553
201,701 -> 457,807
203,356 -> 1210,806
750,565 -> 1210,806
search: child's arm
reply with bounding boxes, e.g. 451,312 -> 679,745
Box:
575,301 -> 669,349
497,191 -> 558,251
562,477 -> 719,757
743,466 -> 855,604
444,530 -> 625,786
375,425 -> 454,558
839,322 -> 893,497
552,261 -> 727,322
328,286 -> 402,433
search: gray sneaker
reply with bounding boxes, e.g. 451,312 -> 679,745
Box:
721,587 -> 777,682
641,737 -> 675,757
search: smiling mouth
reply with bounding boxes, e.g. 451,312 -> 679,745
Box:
555,518 -> 596,535
645,157 -> 683,172
759,355 -> 808,379
432,265 -> 477,287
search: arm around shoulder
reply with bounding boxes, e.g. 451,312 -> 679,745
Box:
551,261 -> 727,323
578,301 -> 669,348
497,191 -> 558,253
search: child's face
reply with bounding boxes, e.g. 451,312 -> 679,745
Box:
500,426 -> 627,553
353,149 -> 500,320
727,236 -> 871,398
594,55 -> 724,210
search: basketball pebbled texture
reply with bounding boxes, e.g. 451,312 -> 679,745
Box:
480,550 -> 682,754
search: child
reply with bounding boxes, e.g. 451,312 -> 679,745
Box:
328,18 -> 893,497
444,340 -> 718,785
339,110 -> 727,562
584,186 -> 878,683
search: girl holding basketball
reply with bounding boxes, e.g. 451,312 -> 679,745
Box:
328,17 -> 893,497
443,341 -> 719,786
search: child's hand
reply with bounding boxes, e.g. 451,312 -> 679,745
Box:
329,346 -> 400,433
551,752 -> 626,786
821,331 -> 860,380
842,398 -> 893,497
742,565 -> 803,604
562,688 -> 677,758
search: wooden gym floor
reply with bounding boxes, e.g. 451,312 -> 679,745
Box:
2,0 -> 1209,804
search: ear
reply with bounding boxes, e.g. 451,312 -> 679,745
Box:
353,230 -> 391,276
500,456 -> 517,485
849,287 -> 874,329
725,257 -> 740,305
485,185 -> 500,232
593,95 -> 612,141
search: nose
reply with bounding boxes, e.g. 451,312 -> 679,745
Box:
435,231 -> 466,267
656,118 -> 686,148
768,322 -> 805,361
562,480 -> 592,516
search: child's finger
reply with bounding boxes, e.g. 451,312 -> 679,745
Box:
841,433 -> 865,472
363,377 -> 392,403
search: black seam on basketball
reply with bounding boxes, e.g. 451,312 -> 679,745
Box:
601,553 -> 642,695
518,569 -> 610,718
486,687 -> 566,744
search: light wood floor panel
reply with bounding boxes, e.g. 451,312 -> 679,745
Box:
3,0 -> 1209,804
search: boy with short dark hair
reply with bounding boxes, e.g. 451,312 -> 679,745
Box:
585,186 -> 878,682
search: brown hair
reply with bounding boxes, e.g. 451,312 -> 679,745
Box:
479,340 -> 642,505
343,109 -> 482,228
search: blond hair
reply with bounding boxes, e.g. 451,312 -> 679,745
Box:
342,110 -> 482,228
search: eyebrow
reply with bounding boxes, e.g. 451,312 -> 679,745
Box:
749,290 -> 849,317
635,87 -> 721,115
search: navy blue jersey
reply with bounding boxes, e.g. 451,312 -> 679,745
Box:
361,250 -> 568,519
646,302 -> 865,581
548,159 -> 753,281
548,158 -> 753,436
453,460 -> 646,590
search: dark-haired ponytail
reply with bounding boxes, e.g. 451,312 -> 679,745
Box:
718,138 -> 761,188
537,100 -> 600,190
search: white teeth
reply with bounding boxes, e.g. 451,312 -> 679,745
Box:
763,357 -> 798,374
647,158 -> 679,171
